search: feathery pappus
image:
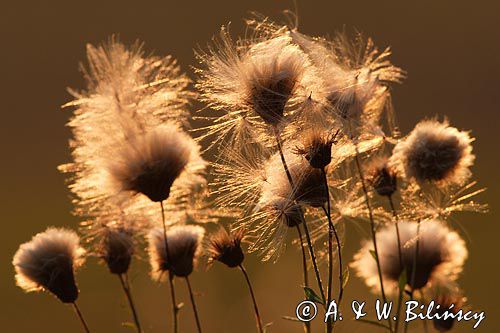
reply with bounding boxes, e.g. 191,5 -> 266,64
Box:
351,220 -> 468,295
390,119 -> 475,186
195,23 -> 319,151
60,38 -> 207,232
148,225 -> 205,280
13,228 -> 86,303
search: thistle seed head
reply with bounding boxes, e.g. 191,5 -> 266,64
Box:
148,225 -> 205,279
207,228 -> 245,268
391,119 -> 474,186
13,228 -> 86,303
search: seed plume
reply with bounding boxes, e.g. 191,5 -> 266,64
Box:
13,228 -> 86,303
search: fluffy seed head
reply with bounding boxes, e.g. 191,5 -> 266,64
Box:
148,225 -> 205,279
391,120 -> 474,186
261,150 -> 328,208
351,220 -> 467,294
98,225 -> 135,275
207,228 -> 245,268
108,124 -> 202,202
368,157 -> 398,197
13,228 -> 86,303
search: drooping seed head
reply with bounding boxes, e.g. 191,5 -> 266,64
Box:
207,228 -> 245,268
148,225 -> 205,279
13,228 -> 86,303
391,120 -> 474,186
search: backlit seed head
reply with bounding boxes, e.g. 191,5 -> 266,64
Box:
391,119 -> 474,186
207,228 -> 245,268
296,129 -> 339,169
98,225 -> 134,275
13,228 -> 86,303
148,225 -> 205,279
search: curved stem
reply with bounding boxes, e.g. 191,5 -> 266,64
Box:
169,272 -> 179,333
72,302 -> 91,333
388,195 -> 404,333
185,276 -> 202,333
274,130 -> 326,306
239,265 -> 264,333
296,225 -> 311,333
352,142 -> 392,333
118,274 -> 142,333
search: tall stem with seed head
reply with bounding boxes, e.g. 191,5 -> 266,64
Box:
72,302 -> 91,333
404,219 -> 421,333
239,264 -> 264,333
274,129 -> 326,306
321,168 -> 343,333
118,273 -> 143,333
185,276 -> 203,333
350,123 -> 392,332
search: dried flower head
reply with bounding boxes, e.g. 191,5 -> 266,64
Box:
60,38 -> 205,230
207,228 -> 245,268
391,119 -> 475,186
108,124 -> 204,203
13,228 -> 86,303
148,225 -> 205,279
195,26 -> 316,150
351,220 -> 467,295
368,157 -> 398,197
97,224 -> 135,275
295,129 -> 339,169
261,149 -> 328,208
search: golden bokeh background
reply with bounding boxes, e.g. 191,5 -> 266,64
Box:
1,0 -> 499,332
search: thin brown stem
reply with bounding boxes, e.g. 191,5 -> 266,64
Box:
274,130 -> 326,306
72,302 -> 91,333
352,142 -> 392,333
118,274 -> 142,333
404,220 -> 421,333
321,168 -> 343,333
185,276 -> 202,333
168,272 -> 179,333
388,195 -> 404,333
161,201 -> 178,333
296,225 -> 311,333
239,265 -> 264,333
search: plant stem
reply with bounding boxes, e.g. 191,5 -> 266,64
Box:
72,302 -> 91,333
274,130 -> 326,306
169,272 -> 179,333
160,201 -> 178,333
296,225 -> 311,333
239,265 -> 264,333
352,142 -> 392,333
388,195 -> 404,333
404,220 -> 421,333
321,168 -> 343,333
118,273 -> 142,333
185,276 -> 202,333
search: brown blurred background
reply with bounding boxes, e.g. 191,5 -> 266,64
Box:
1,0 -> 499,332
